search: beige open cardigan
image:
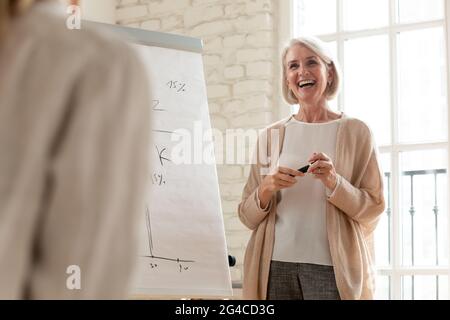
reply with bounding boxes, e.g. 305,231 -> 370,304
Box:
238,115 -> 385,300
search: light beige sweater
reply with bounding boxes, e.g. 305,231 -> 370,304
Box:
0,5 -> 150,299
238,115 -> 385,300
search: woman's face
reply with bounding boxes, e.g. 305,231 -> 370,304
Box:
285,44 -> 332,106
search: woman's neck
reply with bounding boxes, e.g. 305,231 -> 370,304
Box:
294,103 -> 341,123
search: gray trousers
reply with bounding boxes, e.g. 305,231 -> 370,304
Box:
267,260 -> 341,300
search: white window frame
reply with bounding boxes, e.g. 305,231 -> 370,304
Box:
279,0 -> 450,300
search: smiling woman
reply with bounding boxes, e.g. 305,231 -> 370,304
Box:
238,36 -> 385,300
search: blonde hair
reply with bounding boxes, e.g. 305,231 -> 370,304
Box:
0,0 -> 37,37
281,36 -> 341,105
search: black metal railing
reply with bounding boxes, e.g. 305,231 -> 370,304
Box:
383,168 -> 447,300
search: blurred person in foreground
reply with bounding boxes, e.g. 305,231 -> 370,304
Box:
0,0 -> 150,299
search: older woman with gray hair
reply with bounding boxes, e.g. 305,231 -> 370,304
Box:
238,36 -> 385,300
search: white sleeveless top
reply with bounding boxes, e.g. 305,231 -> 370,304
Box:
272,117 -> 342,265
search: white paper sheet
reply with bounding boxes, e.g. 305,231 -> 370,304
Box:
130,44 -> 232,298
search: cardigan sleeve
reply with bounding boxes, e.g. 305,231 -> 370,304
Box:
238,163 -> 273,230
238,128 -> 275,230
327,145 -> 385,229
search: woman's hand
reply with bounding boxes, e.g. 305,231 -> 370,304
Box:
307,152 -> 338,191
258,167 -> 304,208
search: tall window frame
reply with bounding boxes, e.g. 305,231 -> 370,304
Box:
279,0 -> 450,300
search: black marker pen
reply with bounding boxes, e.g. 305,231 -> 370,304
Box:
298,163 -> 311,173
289,160 -> 317,177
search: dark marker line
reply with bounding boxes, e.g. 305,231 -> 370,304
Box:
153,129 -> 183,136
140,255 -> 195,263
145,207 -> 153,257
156,146 -> 172,166
153,129 -> 174,134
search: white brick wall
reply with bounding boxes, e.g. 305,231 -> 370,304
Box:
116,0 -> 280,292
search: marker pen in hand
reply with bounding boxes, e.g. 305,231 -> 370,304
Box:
289,160 -> 317,177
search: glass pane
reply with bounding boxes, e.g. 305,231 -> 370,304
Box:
323,40 -> 337,63
343,0 -> 389,31
397,28 -> 447,143
374,153 -> 391,266
400,149 -> 448,267
438,276 -> 449,300
415,276 -> 438,300
344,35 -> 391,146
294,0 -> 336,36
375,275 -> 390,300
402,275 -> 413,299
402,275 -> 446,300
397,0 -> 444,24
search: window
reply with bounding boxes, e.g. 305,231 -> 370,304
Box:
290,0 -> 449,299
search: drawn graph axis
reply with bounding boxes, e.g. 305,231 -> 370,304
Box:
141,207 -> 196,264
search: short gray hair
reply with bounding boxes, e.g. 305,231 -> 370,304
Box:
281,36 -> 341,105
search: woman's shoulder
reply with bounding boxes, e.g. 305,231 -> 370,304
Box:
341,115 -> 371,131
265,116 -> 293,130
340,115 -> 375,141
17,5 -> 139,74
255,116 -> 292,141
